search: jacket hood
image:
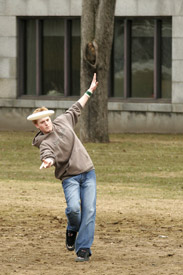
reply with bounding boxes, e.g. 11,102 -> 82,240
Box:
32,131 -> 47,148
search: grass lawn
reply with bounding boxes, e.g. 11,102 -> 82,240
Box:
0,132 -> 183,275
1,132 -> 183,198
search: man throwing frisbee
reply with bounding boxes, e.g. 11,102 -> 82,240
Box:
27,74 -> 98,262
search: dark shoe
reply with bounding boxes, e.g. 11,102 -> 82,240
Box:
66,230 -> 77,251
75,248 -> 91,262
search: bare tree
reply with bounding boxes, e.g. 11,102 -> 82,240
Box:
80,0 -> 116,142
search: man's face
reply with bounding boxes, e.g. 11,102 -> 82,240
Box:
35,116 -> 53,134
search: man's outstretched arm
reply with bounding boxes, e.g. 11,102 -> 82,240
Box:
40,74 -> 98,170
78,73 -> 98,108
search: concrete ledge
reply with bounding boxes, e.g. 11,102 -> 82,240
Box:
0,107 -> 36,131
108,111 -> 183,133
147,103 -> 172,112
1,98 -> 183,132
108,101 -> 171,112
172,104 -> 183,112
0,98 -> 174,113
1,105 -> 183,133
0,98 -> 76,108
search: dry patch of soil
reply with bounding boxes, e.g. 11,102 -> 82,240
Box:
1,180 -> 183,275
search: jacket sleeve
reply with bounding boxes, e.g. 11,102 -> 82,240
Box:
54,102 -> 83,129
39,142 -> 55,164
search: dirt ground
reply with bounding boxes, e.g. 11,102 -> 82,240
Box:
1,180 -> 183,275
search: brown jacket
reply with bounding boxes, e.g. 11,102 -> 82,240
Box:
32,102 -> 94,180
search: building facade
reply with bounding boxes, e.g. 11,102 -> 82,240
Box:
0,0 -> 183,133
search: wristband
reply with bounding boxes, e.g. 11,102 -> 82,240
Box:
85,90 -> 93,97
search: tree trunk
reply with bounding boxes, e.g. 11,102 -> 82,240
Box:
80,0 -> 116,142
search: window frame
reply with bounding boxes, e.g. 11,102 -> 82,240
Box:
17,16 -> 172,102
109,16 -> 172,102
17,16 -> 80,99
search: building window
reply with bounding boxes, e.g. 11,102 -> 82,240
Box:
111,17 -> 172,99
113,20 -> 124,97
131,19 -> 154,98
161,18 -> 172,98
18,18 -> 80,97
18,17 -> 171,99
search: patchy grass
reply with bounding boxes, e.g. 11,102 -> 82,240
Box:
1,132 -> 183,275
90,133 -> 183,199
1,132 -> 183,199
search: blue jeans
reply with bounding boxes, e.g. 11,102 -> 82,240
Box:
62,169 -> 96,253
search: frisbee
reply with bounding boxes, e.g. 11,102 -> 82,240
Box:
27,110 -> 55,121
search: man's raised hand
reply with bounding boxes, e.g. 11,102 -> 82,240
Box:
89,73 -> 98,93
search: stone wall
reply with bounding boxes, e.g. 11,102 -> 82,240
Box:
0,0 -> 183,132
